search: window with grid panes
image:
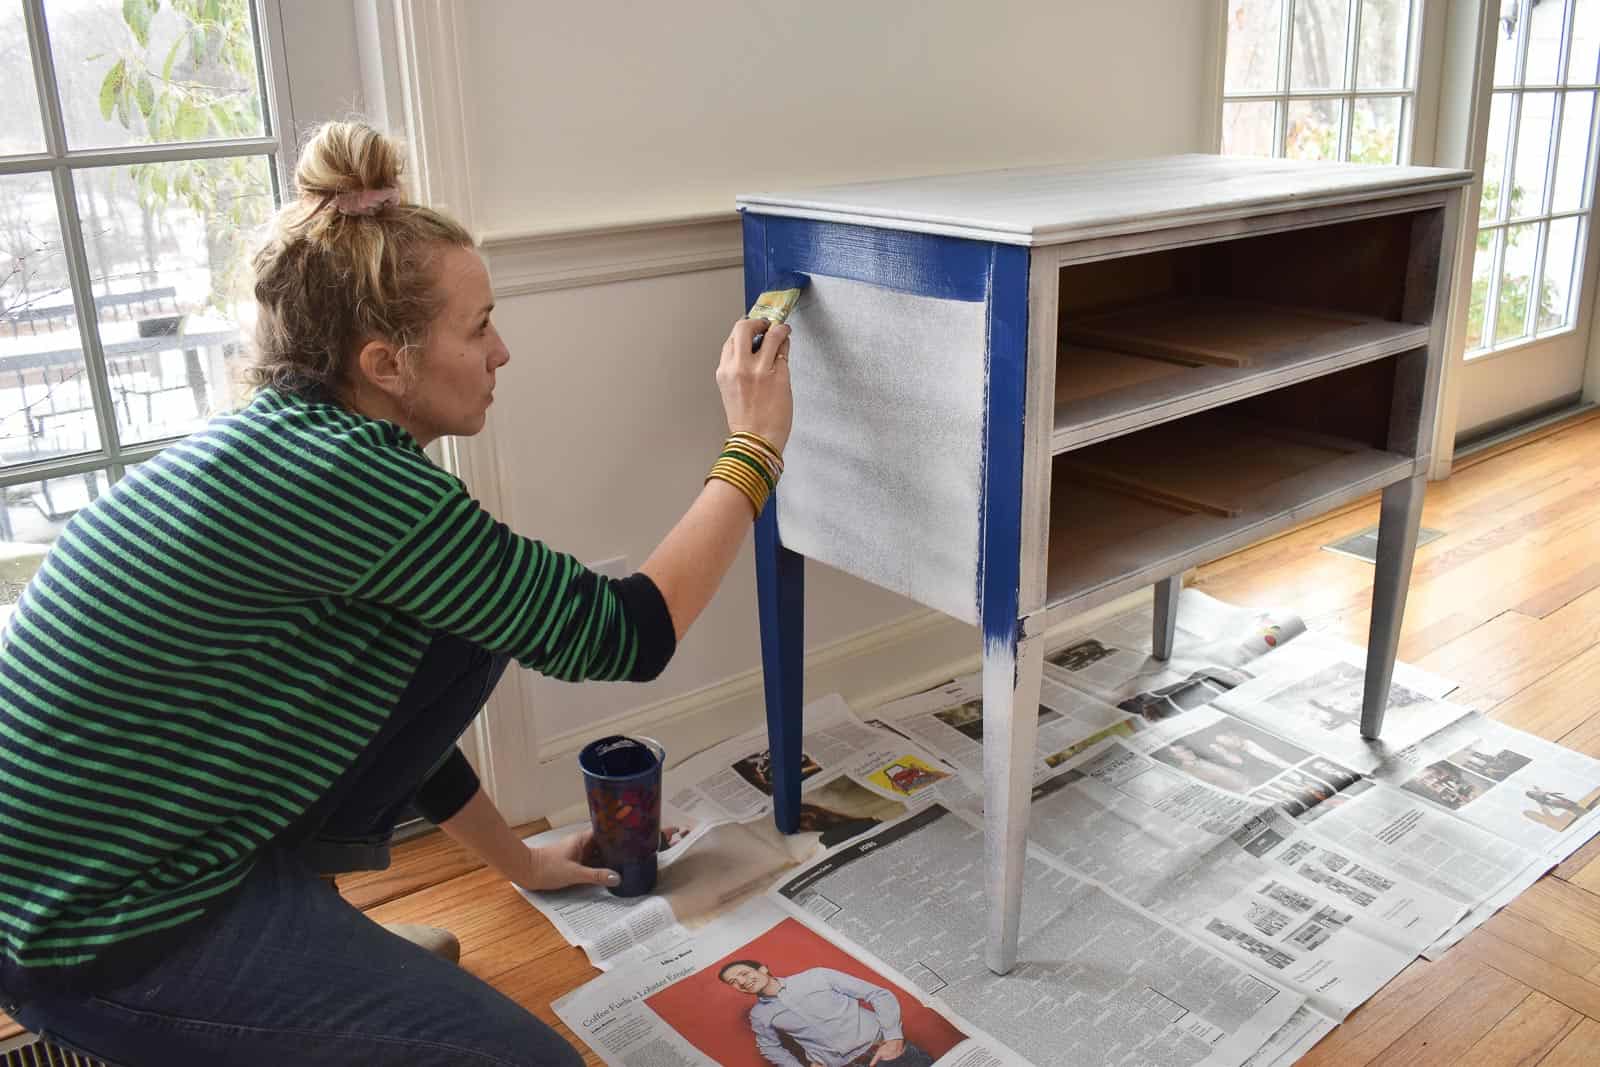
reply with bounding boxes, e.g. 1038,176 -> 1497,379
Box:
1221,0 -> 1424,164
0,0 -> 283,607
1467,0 -> 1600,355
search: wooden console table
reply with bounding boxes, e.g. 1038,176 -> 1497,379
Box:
737,154 -> 1472,974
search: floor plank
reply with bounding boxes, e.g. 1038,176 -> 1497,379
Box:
336,820 -> 546,911
1455,924 -> 1600,1017
1552,832 -> 1600,883
1420,587 -> 1600,712
1455,991 -> 1581,1067
1535,1016 -> 1600,1066
1365,963 -> 1530,1067
1478,908 -> 1600,979
1506,877 -> 1600,956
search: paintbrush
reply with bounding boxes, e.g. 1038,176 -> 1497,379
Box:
747,273 -> 810,352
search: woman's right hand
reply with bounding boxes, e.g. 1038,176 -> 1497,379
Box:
716,317 -> 794,454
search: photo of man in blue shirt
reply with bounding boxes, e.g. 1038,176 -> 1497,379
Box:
718,959 -> 939,1067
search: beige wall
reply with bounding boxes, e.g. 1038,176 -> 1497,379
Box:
459,1 -> 1218,231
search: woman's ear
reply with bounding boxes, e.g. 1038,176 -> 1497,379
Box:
354,337 -> 408,399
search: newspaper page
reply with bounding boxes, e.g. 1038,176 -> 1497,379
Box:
1358,709 -> 1600,954
773,803 -> 1305,1067
1021,718 -> 1462,1017
1212,632 -> 1467,773
552,895 -> 1021,1067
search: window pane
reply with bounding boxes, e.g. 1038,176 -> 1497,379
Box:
1,2 -> 46,155
1222,100 -> 1279,156
75,156 -> 273,444
1496,222 -> 1540,343
1571,0 -> 1600,82
1538,216 -> 1582,331
1525,0 -> 1569,84
1466,228 -> 1499,351
1552,91 -> 1596,211
0,469 -> 108,604
1291,0 -> 1353,90
1286,98 -> 1345,160
1226,0 -> 1285,93
46,0 -> 265,151
1356,0 -> 1412,89
1496,0 -> 1524,87
1,172 -> 103,468
1482,94 -> 1515,221
1351,96 -> 1403,162
1511,91 -> 1557,216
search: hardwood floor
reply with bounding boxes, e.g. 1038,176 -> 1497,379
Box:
4,412 -> 1600,1063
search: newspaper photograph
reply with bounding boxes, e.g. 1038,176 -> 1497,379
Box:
774,804 -> 1305,1067
552,896 -> 1017,1067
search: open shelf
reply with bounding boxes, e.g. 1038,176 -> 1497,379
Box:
1044,411 -> 1416,623
1052,297 -> 1428,453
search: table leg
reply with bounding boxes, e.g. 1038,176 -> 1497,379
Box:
983,611 -> 1045,975
755,500 -> 805,833
1152,574 -> 1181,661
1362,473 -> 1426,738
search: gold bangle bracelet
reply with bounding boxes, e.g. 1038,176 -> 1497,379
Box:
728,431 -> 783,470
708,457 -> 766,498
720,447 -> 776,494
706,466 -> 765,517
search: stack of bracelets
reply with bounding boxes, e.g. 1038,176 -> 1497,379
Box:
706,430 -> 784,518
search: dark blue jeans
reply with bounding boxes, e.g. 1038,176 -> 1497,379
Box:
3,634 -> 584,1067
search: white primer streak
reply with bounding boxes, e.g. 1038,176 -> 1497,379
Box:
777,274 -> 987,623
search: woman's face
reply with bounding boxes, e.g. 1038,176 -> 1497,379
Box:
404,245 -> 510,444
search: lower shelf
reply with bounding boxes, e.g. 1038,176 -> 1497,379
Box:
1044,414 -> 1417,624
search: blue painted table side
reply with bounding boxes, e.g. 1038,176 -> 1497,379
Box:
741,211 -> 1031,833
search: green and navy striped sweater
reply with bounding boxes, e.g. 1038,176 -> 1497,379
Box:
0,389 -> 675,987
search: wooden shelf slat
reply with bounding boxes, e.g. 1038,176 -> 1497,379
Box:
1052,305 -> 1429,453
1045,424 -> 1417,625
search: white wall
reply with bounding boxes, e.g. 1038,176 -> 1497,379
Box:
460,1 -> 1218,231
281,1 -> 1216,820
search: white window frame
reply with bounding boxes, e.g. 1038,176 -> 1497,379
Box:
1469,0 -> 1600,357
0,0 -> 294,497
1221,0 -> 1428,163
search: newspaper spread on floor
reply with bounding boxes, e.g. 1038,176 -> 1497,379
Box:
520,694 -> 978,970
528,590 -> 1600,1066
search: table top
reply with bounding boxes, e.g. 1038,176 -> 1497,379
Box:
737,154 -> 1474,246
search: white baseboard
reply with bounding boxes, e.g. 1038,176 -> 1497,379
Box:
532,586 -> 1153,828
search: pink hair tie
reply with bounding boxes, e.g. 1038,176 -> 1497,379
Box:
333,187 -> 400,216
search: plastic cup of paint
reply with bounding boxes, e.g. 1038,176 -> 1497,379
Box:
578,735 -> 666,897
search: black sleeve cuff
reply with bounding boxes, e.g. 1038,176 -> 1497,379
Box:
413,746 -> 480,824
611,572 -> 677,682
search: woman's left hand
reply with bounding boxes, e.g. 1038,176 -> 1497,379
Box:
515,826 -> 690,893
517,830 -> 619,892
